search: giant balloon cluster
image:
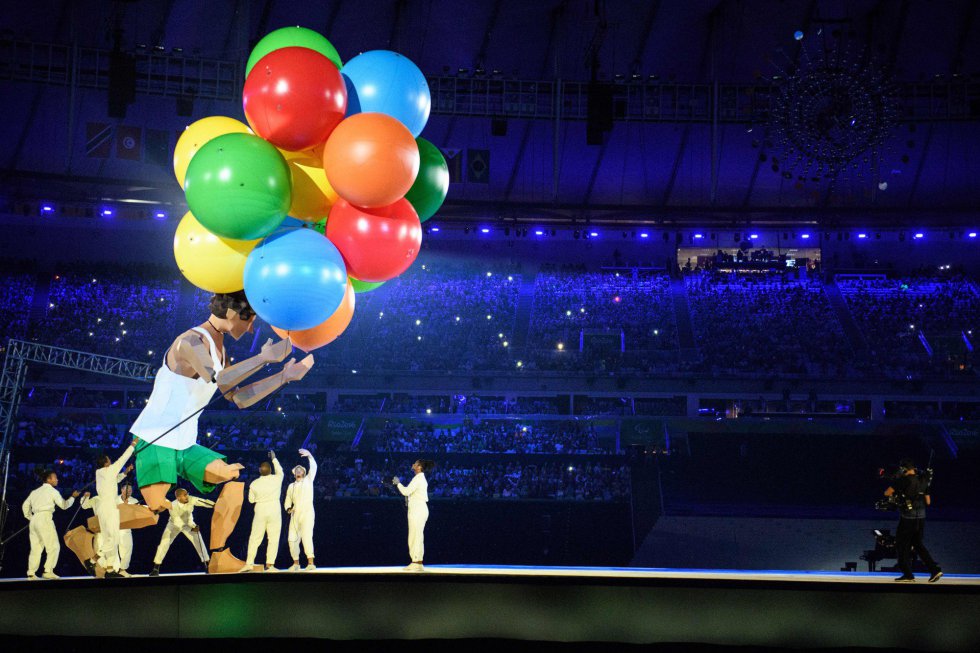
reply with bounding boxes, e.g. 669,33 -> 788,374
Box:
172,27 -> 450,351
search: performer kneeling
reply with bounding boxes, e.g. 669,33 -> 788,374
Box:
22,470 -> 80,579
393,460 -> 434,571
285,448 -> 317,571
149,488 -> 214,576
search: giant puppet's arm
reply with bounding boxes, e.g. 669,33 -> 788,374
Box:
225,355 -> 315,409
173,333 -> 291,392
215,338 -> 292,392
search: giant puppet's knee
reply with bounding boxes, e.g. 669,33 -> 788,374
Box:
208,481 -> 245,574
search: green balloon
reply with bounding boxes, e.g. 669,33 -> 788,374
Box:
350,277 -> 385,293
405,138 -> 449,223
184,133 -> 291,241
246,27 -> 342,77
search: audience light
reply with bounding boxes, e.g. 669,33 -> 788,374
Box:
749,234 -> 759,239
154,211 -> 168,220
914,233 -> 924,239
480,227 -> 490,234
516,360 -> 523,368
968,232 -> 977,238
486,314 -> 492,320
801,233 -> 811,239
40,204 -> 55,214
857,233 -> 867,239
589,231 -> 599,237
502,341 -> 508,347
426,408 -> 432,415
640,232 -> 649,238
101,208 -> 113,217
486,272 -> 492,277
693,233 -> 703,239
430,226 -> 440,232
557,343 -> 564,351
534,230 -> 544,236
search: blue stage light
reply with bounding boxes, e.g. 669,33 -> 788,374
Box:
858,233 -> 867,239
480,227 -> 490,234
639,232 -> 649,238
801,233 -> 810,239
534,230 -> 544,236
969,232 -> 977,238
914,232 -> 924,239
693,233 -> 703,239
589,231 -> 598,237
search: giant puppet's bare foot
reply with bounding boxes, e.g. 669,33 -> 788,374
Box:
208,481 -> 245,574
203,460 -> 244,484
141,482 -> 173,512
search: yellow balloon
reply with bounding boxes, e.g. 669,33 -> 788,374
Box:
287,159 -> 339,221
173,211 -> 259,293
173,116 -> 252,187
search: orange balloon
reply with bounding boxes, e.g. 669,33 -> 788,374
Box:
271,278 -> 355,351
322,113 -> 420,208
287,159 -> 339,220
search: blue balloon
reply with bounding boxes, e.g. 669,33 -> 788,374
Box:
342,50 -> 431,137
243,228 -> 348,331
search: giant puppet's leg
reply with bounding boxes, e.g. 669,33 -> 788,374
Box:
203,459 -> 244,485
141,483 -> 173,512
208,481 -> 245,574
63,526 -> 102,577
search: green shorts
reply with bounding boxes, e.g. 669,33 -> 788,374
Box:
135,441 -> 226,495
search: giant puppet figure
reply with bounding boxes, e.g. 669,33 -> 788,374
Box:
64,291 -> 312,574
133,290 -> 312,571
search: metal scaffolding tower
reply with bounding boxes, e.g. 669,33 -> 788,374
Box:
0,339 -> 154,460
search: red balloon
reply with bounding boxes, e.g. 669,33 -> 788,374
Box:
243,47 -> 346,152
326,199 -> 422,282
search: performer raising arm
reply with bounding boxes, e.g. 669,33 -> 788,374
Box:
285,448 -> 318,571
94,438 -> 137,578
241,451 -> 285,572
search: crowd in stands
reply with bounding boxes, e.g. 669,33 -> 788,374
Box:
2,258 -> 978,382
314,260 -> 522,373
685,272 -> 856,378
0,261 -> 35,341
838,276 -> 979,378
376,419 -> 610,454
39,263 -> 180,361
314,456 -> 631,502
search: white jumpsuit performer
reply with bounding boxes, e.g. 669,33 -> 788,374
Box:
117,491 -> 140,573
81,488 -> 139,573
94,441 -> 136,573
284,450 -> 317,570
242,455 -> 284,571
152,492 -> 213,571
22,479 -> 76,579
395,463 -> 429,570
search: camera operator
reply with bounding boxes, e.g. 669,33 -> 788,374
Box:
884,459 -> 942,583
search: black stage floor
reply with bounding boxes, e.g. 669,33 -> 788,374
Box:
1,565 -> 978,652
